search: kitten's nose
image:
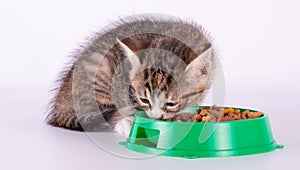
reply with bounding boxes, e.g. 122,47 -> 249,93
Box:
149,107 -> 164,119
149,112 -> 163,120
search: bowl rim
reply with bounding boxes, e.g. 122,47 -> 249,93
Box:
134,105 -> 266,124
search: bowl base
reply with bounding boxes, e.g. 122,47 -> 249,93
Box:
120,141 -> 283,159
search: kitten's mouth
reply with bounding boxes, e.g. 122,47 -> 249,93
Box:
154,115 -> 163,120
155,114 -> 177,120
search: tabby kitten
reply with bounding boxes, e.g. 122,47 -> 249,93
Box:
46,15 -> 215,136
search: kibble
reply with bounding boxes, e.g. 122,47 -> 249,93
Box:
168,105 -> 263,122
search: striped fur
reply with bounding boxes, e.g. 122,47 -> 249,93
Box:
46,15 -> 215,132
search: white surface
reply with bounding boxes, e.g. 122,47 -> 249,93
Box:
0,88 -> 299,170
1,0 -> 300,169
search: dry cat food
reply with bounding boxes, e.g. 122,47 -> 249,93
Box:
169,105 -> 263,122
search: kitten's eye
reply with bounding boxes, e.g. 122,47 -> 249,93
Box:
166,102 -> 179,107
139,98 -> 150,105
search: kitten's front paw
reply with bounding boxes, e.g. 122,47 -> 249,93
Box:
114,117 -> 134,137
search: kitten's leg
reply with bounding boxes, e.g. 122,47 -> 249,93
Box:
114,116 -> 134,137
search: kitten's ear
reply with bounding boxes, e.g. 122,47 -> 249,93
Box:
116,38 -> 141,80
185,46 -> 213,78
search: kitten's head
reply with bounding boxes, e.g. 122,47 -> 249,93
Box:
117,37 -> 214,120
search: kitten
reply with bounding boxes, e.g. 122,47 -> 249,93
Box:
46,15 -> 215,136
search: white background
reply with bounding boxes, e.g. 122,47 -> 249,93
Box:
0,0 -> 299,170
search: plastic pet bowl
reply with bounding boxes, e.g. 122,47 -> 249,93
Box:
120,106 -> 283,158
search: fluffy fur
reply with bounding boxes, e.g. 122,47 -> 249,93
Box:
46,15 -> 216,136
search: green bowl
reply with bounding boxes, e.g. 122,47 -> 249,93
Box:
120,106 -> 283,158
